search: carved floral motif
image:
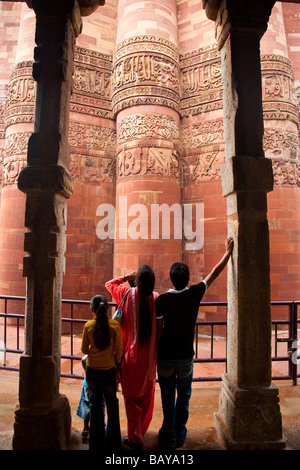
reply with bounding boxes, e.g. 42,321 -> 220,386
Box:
263,128 -> 300,187
3,157 -> 27,186
181,150 -> 221,183
117,114 -> 179,143
68,122 -> 116,152
68,121 -> 116,183
69,153 -> 115,183
180,119 -> 224,149
1,131 -> 30,186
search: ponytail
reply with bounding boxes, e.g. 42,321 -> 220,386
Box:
90,295 -> 111,351
138,294 -> 152,346
136,265 -> 155,347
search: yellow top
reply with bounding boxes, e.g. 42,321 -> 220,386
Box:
81,317 -> 123,370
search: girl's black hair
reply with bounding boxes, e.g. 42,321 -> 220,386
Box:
136,265 -> 155,346
90,295 -> 110,351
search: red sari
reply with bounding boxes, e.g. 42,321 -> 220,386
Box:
105,277 -> 158,444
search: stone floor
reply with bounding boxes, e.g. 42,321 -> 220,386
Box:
1,325 -> 300,457
1,371 -> 300,455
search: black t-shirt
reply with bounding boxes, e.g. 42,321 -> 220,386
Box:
155,281 -> 207,360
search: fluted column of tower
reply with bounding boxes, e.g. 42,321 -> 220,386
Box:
64,4 -> 117,303
0,3 -> 36,311
260,3 -> 300,303
178,3 -> 227,312
0,2 -> 23,204
112,0 -> 182,290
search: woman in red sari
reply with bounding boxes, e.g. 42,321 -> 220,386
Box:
105,265 -> 158,450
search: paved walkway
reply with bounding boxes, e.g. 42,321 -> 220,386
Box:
1,371 -> 300,452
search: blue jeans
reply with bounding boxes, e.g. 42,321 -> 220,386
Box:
158,357 -> 193,447
86,366 -> 121,451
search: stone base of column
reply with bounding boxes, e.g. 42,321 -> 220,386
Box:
13,394 -> 71,450
214,374 -> 286,450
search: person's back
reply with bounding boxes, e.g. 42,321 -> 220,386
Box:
82,316 -> 122,370
156,281 -> 206,360
81,295 -> 123,451
155,238 -> 233,450
105,264 -> 159,450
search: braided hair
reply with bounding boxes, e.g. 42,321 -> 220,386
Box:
136,265 -> 155,346
90,295 -> 111,350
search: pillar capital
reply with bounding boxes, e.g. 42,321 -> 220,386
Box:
27,0 -> 105,18
18,164 -> 73,199
204,0 -> 276,49
221,156 -> 273,197
203,0 -> 222,21
31,0 -> 82,36
78,0 -> 105,16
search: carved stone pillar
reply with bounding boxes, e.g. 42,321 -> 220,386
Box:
13,0 -> 82,450
204,0 -> 285,449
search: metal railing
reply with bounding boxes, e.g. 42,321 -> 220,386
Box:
0,295 -> 299,384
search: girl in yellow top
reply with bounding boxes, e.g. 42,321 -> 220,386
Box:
81,294 -> 123,451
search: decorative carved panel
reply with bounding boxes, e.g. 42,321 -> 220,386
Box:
68,122 -> 116,152
181,149 -> 221,184
117,146 -> 179,179
1,45 -> 299,189
69,153 -> 116,183
262,55 -> 300,188
180,118 -> 224,149
263,128 -> 300,187
68,122 -> 116,183
180,44 -> 223,117
72,46 -> 113,119
117,114 -> 180,144
180,117 -> 224,184
261,54 -> 298,124
5,61 -> 35,128
2,131 -> 30,186
112,36 -> 180,116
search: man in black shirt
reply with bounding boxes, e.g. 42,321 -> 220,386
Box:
155,237 -> 234,449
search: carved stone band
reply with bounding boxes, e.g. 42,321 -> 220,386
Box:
112,35 -> 180,116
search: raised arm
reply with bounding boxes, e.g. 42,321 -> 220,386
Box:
105,271 -> 137,304
204,237 -> 234,289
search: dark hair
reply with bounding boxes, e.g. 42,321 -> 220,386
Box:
136,265 -> 155,346
90,295 -> 110,351
169,262 -> 190,290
